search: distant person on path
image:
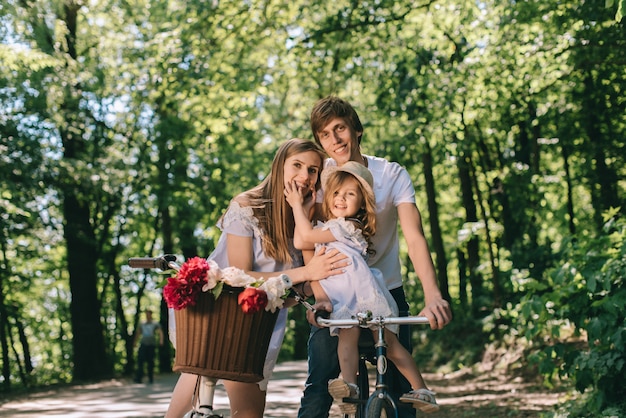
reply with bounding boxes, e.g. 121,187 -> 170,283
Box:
285,161 -> 440,414
134,309 -> 163,384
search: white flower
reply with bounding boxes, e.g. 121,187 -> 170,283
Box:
221,267 -> 258,288
259,274 -> 293,312
195,258 -> 293,313
202,259 -> 223,292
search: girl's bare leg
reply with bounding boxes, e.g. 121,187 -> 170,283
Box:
165,372 -> 197,418
381,330 -> 427,390
223,380 -> 266,418
310,281 -> 333,312
337,327 -> 360,384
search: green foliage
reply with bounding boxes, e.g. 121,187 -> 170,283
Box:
517,210 -> 626,416
1,2 -> 625,410
607,0 -> 626,21
414,305 -> 487,370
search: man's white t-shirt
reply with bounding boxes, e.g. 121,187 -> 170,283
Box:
321,155 -> 416,290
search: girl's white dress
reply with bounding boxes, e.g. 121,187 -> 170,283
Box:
315,218 -> 399,335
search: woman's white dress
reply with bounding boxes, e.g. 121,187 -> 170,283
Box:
315,218 -> 399,335
169,201 -> 300,390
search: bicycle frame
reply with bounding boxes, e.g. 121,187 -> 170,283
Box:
317,312 -> 430,418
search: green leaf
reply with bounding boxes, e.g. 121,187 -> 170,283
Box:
587,274 -> 597,293
617,0 -> 625,21
213,282 -> 224,299
587,317 -> 604,341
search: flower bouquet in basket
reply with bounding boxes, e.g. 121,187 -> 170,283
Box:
163,256 -> 292,313
163,257 -> 293,382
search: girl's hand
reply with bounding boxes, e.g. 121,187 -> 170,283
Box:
302,188 -> 316,213
306,301 -> 333,326
284,180 -> 303,208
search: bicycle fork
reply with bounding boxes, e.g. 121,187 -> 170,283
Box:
365,324 -> 400,418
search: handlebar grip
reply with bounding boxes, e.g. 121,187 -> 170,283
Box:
128,258 -> 160,269
128,255 -> 178,270
314,309 -> 331,320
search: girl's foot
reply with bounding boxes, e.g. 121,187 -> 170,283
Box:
328,378 -> 359,415
399,388 -> 440,413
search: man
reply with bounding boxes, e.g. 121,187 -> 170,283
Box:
134,309 -> 163,384
298,96 -> 452,418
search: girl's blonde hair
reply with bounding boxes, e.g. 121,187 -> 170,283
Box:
240,138 -> 325,264
322,171 -> 377,251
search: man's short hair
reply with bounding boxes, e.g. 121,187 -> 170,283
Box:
310,96 -> 364,145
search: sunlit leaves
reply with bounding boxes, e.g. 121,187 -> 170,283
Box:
1,0 -> 624,397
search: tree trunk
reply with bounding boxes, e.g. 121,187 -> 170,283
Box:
63,193 -> 110,380
421,140 -> 450,303
0,269 -> 11,390
561,142 -> 576,235
457,147 -> 484,314
59,1 -> 110,382
468,152 -> 502,308
582,73 -> 620,227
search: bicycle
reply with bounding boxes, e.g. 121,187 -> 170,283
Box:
129,255 -> 313,417
129,255 -> 431,418
315,311 -> 431,418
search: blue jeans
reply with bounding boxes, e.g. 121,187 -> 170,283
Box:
297,287 -> 415,418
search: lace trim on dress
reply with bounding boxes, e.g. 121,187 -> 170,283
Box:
218,200 -> 262,235
319,218 -> 368,256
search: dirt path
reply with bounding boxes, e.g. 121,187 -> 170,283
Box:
0,360 -> 566,417
425,366 -> 566,418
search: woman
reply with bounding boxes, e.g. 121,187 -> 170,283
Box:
165,138 -> 348,418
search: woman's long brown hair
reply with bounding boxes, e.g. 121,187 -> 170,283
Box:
242,138 -> 325,264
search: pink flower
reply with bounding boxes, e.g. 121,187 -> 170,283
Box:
238,287 -> 268,314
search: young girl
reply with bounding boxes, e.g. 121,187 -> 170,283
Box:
285,161 -> 439,414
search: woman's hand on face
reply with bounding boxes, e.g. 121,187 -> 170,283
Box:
306,246 -> 350,281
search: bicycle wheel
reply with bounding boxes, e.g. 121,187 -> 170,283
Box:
366,396 -> 394,418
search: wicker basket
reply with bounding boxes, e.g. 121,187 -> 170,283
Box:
173,286 -> 279,383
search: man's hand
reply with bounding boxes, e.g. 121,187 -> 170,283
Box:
305,301 -> 333,326
418,298 -> 452,330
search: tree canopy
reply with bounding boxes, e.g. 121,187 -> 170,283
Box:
1,0 -> 624,415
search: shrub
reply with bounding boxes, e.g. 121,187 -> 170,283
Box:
520,209 -> 625,416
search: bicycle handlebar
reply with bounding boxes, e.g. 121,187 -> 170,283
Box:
128,254 -> 179,271
316,313 -> 430,328
127,258 -> 430,329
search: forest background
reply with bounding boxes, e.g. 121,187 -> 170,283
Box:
1,1 -> 624,417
